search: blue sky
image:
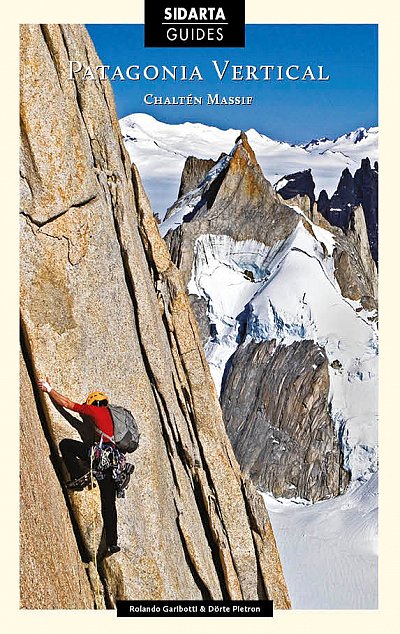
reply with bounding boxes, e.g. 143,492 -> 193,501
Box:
86,24 -> 377,144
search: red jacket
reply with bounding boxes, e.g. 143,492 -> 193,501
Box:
72,402 -> 114,442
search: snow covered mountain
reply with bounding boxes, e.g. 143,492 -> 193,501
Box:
158,131 -> 378,608
120,113 -> 378,220
120,117 -> 379,608
303,126 -> 378,158
162,131 -> 378,497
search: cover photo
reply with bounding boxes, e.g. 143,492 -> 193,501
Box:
19,17 -> 378,612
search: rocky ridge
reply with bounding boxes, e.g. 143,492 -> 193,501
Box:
164,132 -> 300,285
120,115 -> 378,221
20,24 -> 290,609
177,156 -> 219,199
275,159 -> 378,264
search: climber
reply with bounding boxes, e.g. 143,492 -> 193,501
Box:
37,377 -> 133,556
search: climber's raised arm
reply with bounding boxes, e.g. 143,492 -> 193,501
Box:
38,377 -> 76,411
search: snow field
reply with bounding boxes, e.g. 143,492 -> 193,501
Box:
261,472 -> 378,609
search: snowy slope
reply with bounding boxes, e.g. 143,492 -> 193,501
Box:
303,127 -> 378,160
120,114 -> 378,218
261,473 -> 378,609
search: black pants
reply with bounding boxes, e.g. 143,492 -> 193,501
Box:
59,438 -> 118,547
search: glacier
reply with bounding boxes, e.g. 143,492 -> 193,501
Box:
188,222 -> 378,609
261,471 -> 378,609
185,223 -> 378,609
186,221 -> 378,485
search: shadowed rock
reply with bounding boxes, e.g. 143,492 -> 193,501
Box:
274,169 -> 315,209
220,340 -> 350,502
354,158 -> 378,263
178,156 -> 218,198
317,189 -> 330,214
324,168 -> 355,230
317,161 -> 378,263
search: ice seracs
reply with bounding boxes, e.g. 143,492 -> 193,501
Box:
186,218 -> 378,485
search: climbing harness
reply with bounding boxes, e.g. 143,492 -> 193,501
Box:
67,442 -> 133,496
66,440 -> 134,605
66,471 -> 94,491
90,441 -> 132,498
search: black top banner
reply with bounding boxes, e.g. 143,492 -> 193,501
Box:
144,1 -> 245,47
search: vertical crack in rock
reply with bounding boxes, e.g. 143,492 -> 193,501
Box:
130,176 -> 239,589
39,24 -> 64,92
20,23 -> 290,608
110,180 -> 232,599
174,502 -> 214,600
130,164 -> 289,603
20,322 -> 89,563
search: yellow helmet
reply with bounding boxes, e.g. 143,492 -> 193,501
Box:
86,390 -> 109,406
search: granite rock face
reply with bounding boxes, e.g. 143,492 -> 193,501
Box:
165,132 -> 300,287
334,204 -> 378,304
20,24 -> 290,609
177,156 -> 218,199
220,340 -> 350,501
20,349 -> 95,609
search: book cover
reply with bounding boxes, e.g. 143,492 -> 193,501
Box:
15,0 -> 392,626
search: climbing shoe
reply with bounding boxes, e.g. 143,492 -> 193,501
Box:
116,463 -> 134,498
105,544 -> 121,556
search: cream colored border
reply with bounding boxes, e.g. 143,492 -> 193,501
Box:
4,0 -> 398,631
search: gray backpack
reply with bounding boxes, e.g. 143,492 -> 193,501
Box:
98,404 -> 140,453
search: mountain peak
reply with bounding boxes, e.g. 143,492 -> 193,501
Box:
162,133 -> 301,281
236,130 -> 248,143
233,130 -> 258,167
274,169 -> 316,209
349,127 -> 367,143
